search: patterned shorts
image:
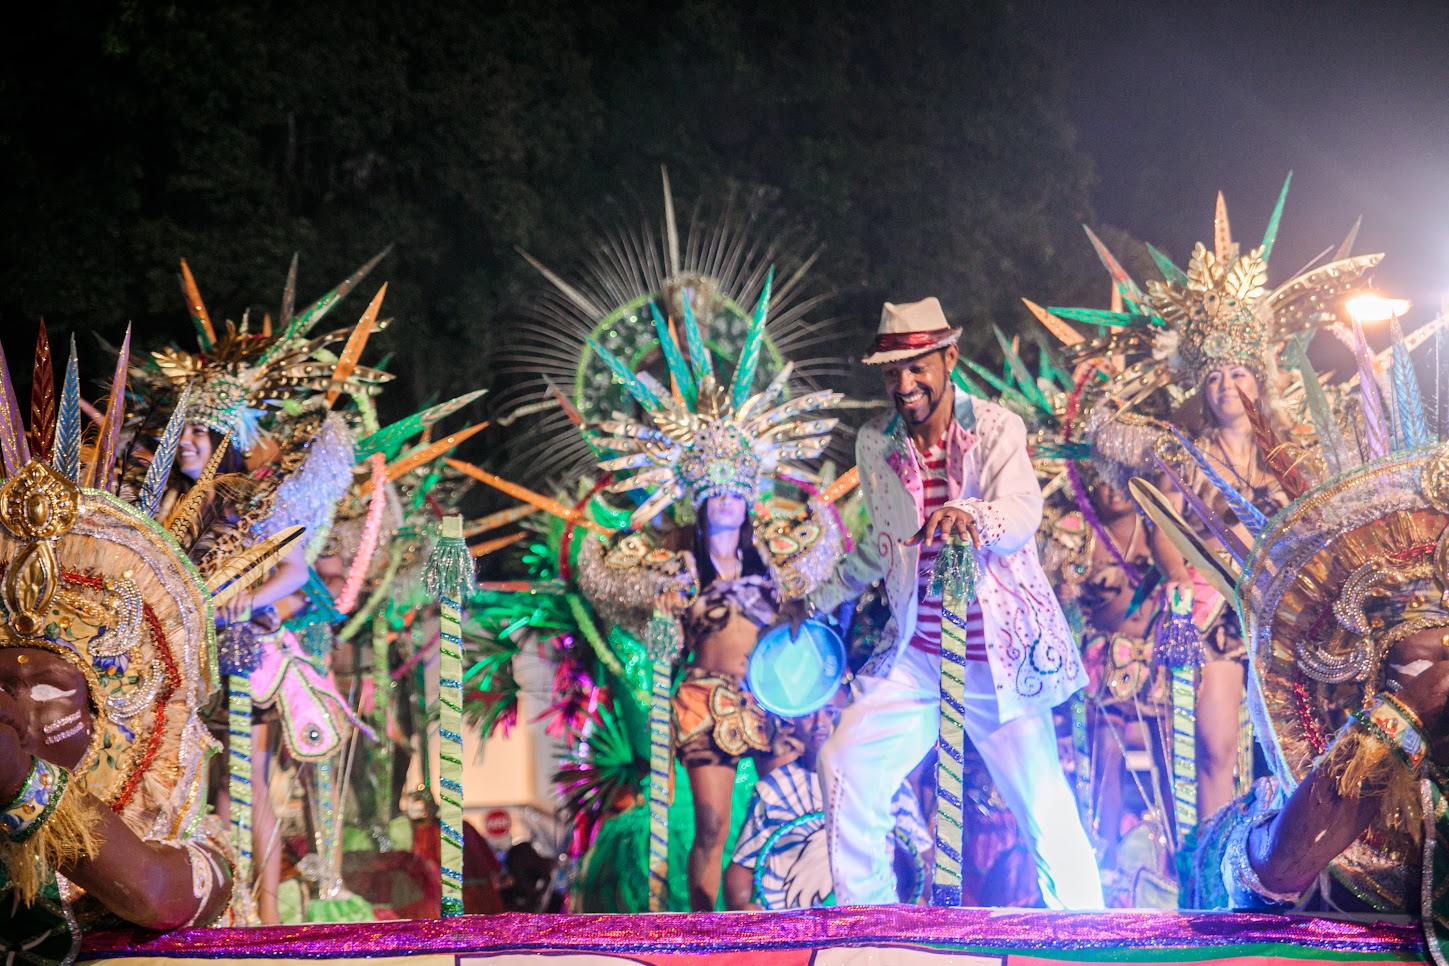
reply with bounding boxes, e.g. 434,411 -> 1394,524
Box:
672,669 -> 772,768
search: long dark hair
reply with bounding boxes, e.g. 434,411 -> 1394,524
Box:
693,512 -> 768,588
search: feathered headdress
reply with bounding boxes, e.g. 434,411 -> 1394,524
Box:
1028,175 -> 1383,407
589,271 -> 842,527
497,169 -> 844,490
142,252 -> 394,450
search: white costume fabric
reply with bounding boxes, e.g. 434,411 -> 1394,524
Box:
731,761 -> 931,909
814,391 -> 1102,907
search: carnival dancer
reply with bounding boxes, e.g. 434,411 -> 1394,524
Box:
135,256 -> 406,923
575,274 -> 844,911
805,297 -> 1103,908
1041,400 -> 1176,894
0,326 -> 305,964
1136,312 -> 1449,958
1033,183 -> 1383,825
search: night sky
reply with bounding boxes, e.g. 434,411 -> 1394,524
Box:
1024,0 -> 1449,320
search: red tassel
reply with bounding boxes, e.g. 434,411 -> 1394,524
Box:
27,319 -> 56,460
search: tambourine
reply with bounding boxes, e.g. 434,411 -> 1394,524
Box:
746,618 -> 847,717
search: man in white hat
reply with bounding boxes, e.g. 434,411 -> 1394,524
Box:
803,297 -> 1102,908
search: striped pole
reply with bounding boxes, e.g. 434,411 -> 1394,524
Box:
931,540 -> 977,907
1170,667 -> 1197,845
644,612 -> 684,912
371,617 -> 393,818
227,675 -> 255,921
934,605 -> 969,905
314,759 -> 340,896
433,515 -> 469,916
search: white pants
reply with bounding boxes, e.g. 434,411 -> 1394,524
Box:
818,644 -> 1103,908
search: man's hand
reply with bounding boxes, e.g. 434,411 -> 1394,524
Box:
907,506 -> 979,549
777,598 -> 812,640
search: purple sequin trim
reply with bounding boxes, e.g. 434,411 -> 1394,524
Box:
83,908 -> 1422,960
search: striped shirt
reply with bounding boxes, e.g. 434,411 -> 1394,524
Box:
909,439 -> 987,661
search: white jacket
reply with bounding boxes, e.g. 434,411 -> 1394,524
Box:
815,391 -> 1085,722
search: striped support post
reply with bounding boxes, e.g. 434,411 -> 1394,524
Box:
1170,667 -> 1197,844
228,675 -> 254,920
931,540 -> 977,907
371,617 -> 393,817
314,759 -> 341,896
432,515 -> 469,917
1236,699 -> 1255,799
933,604 -> 969,906
644,612 -> 684,912
1069,691 -> 1091,817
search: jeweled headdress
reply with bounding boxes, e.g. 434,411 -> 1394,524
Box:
1026,175 -> 1383,407
143,253 -> 393,450
590,273 -> 841,527
497,170 -> 843,490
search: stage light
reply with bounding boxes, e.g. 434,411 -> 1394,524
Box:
1346,292 -> 1411,324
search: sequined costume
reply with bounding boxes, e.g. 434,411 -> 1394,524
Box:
131,257 -> 484,924
1137,312 -> 1449,958
0,328 -> 311,965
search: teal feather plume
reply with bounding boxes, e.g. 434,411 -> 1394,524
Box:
680,296 -> 714,383
1390,317 -> 1429,450
963,359 -> 1010,394
1260,172 -> 1292,263
648,302 -> 696,407
55,337 -> 81,482
992,326 -> 1049,410
730,265 -> 773,408
588,337 -> 662,411
354,389 -> 488,461
1146,244 -> 1189,287
1048,307 -> 1157,329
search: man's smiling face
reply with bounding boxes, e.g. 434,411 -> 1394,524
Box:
881,346 -> 958,426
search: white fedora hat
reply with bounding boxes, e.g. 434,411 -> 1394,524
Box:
860,297 -> 962,365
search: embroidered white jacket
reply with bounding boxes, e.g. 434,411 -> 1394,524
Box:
815,391 -> 1086,721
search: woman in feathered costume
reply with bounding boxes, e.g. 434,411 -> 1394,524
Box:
1137,305 -> 1449,959
574,287 -> 844,909
132,254 -> 484,923
1037,180 -> 1381,822
466,174 -> 849,911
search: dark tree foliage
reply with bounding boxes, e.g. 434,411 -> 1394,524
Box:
0,0 -> 1102,427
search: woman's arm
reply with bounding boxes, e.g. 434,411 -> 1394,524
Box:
1145,473 -> 1194,590
219,540 -> 310,623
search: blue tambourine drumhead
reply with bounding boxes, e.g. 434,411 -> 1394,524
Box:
746,618 -> 846,718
